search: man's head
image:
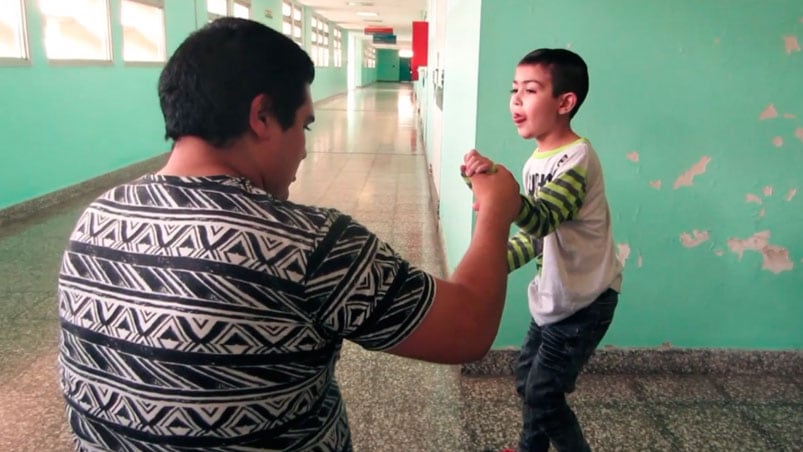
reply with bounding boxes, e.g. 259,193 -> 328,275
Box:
158,18 -> 315,147
509,48 -> 589,140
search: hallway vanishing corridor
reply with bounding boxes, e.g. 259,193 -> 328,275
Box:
0,84 -> 801,451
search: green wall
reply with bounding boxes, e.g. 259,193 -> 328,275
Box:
0,0 -> 351,210
0,0 -> 195,210
377,48 -> 400,82
469,0 -> 802,349
439,0 -> 484,278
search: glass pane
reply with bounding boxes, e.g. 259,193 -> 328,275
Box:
206,0 -> 226,16
292,27 -> 300,38
282,2 -> 291,17
40,0 -> 111,60
292,6 -> 300,21
233,3 -> 249,19
0,0 -> 27,59
282,21 -> 291,35
311,17 -> 317,27
121,0 -> 165,62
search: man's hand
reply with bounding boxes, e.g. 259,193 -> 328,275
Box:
469,164 -> 522,223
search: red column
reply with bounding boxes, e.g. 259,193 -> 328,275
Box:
411,21 -> 429,81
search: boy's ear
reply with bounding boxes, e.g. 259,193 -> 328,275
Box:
558,92 -> 578,116
249,93 -> 273,139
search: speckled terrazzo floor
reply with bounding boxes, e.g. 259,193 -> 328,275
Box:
1,84 -> 800,452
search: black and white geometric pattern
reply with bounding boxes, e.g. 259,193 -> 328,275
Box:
58,175 -> 435,451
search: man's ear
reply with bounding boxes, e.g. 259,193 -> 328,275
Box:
558,92 -> 578,116
249,93 -> 273,139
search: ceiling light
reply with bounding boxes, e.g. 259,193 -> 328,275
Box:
356,11 -> 378,17
347,2 -> 374,6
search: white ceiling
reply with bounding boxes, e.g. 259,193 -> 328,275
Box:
294,0 -> 426,49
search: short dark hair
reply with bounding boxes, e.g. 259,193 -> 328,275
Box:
158,18 -> 315,147
519,48 -> 588,118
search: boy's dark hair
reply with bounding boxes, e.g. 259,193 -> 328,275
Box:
519,48 -> 588,118
158,18 -> 315,147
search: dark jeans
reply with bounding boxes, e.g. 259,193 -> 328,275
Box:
515,289 -> 618,452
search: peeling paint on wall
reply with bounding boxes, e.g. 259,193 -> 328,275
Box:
746,193 -> 763,204
763,186 -> 774,197
673,156 -> 711,189
783,35 -> 801,54
637,255 -> 643,268
786,188 -> 797,202
772,136 -> 784,147
783,113 -> 796,119
649,180 -> 662,190
616,243 -> 631,267
762,245 -> 795,273
714,249 -> 724,256
727,230 -> 794,274
758,208 -> 766,218
680,229 -> 709,248
759,104 -> 778,120
795,127 -> 803,142
626,151 -> 639,163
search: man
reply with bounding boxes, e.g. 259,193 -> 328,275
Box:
58,18 -> 521,451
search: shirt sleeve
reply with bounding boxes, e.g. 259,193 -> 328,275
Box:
516,151 -> 588,238
507,227 -> 542,273
304,212 -> 435,351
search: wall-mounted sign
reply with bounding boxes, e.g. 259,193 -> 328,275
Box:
372,34 -> 397,44
364,26 -> 393,35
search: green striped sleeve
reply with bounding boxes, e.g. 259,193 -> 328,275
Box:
515,166 -> 587,237
506,230 -> 538,272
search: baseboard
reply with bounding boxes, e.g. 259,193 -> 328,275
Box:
0,153 -> 168,228
462,347 -> 803,377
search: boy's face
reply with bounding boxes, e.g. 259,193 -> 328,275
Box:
509,63 -> 570,141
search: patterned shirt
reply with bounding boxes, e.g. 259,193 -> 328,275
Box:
57,175 -> 435,451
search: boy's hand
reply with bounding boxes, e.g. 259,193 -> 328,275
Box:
469,164 -> 522,223
461,149 -> 496,177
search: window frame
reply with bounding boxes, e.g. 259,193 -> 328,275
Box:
40,0 -> 114,65
281,0 -> 303,47
333,28 -> 343,68
120,0 -> 166,66
0,0 -> 30,65
233,0 -> 250,19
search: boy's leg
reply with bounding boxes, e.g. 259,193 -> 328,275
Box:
515,321 -> 550,452
522,289 -> 618,452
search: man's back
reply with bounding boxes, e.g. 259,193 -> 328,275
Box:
58,174 -> 435,450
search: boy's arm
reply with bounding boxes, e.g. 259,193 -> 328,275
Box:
515,166 -> 587,238
507,228 -> 540,272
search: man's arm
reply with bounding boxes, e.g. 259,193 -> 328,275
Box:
386,167 -> 521,364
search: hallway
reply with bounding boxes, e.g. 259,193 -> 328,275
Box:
0,84 -> 801,451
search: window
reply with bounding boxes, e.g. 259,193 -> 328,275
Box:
363,45 -> 375,68
40,0 -> 112,61
207,0 -> 226,21
310,15 -> 328,67
0,0 -> 28,60
332,28 -> 342,67
233,0 -> 250,19
121,0 -> 165,63
281,0 -> 302,47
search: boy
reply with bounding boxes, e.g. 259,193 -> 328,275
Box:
463,48 -> 623,451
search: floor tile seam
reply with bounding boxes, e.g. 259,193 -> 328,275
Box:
571,400 -> 803,408
733,405 -> 789,450
629,379 -> 684,449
